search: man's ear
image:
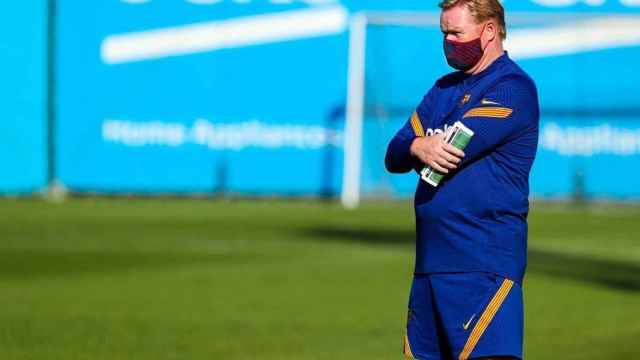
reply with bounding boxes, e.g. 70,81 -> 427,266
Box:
484,21 -> 497,43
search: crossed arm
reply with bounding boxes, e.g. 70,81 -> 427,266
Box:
385,77 -> 537,176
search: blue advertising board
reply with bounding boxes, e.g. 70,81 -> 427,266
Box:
56,0 -> 347,194
0,0 -> 48,194
54,0 -> 640,199
533,118 -> 640,198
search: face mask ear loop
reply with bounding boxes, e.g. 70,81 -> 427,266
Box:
478,22 -> 489,53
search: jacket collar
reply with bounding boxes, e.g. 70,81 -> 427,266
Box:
462,51 -> 509,87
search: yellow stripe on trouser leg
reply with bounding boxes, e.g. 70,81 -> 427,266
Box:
411,112 -> 425,137
458,279 -> 514,360
403,334 -> 415,359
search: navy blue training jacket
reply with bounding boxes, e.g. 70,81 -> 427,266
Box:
385,52 -> 540,283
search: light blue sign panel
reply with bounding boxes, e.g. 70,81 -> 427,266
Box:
0,0 -> 48,194
533,118 -> 640,199
56,1 -> 347,194
55,0 -> 640,199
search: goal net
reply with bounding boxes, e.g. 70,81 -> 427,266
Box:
341,12 -> 450,208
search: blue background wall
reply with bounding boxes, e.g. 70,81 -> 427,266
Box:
0,0 -> 48,194
56,1 -> 347,195
2,0 -> 639,199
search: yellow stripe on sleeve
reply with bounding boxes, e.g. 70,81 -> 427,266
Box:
463,107 -> 513,119
458,279 -> 514,360
410,112 -> 425,137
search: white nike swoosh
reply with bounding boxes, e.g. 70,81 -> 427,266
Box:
481,99 -> 501,105
463,314 -> 476,330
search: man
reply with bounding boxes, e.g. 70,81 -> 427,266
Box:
385,1 -> 539,359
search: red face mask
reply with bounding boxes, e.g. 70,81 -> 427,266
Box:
443,36 -> 484,71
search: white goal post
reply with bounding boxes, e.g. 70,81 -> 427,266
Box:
340,12 -> 441,209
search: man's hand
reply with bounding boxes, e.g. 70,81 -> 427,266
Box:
410,134 -> 465,173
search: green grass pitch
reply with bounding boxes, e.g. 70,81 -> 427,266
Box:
0,198 -> 638,359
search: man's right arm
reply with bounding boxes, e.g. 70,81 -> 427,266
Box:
385,91 -> 463,174
384,111 -> 425,174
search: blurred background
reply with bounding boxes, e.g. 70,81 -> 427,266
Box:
1,0 -> 639,359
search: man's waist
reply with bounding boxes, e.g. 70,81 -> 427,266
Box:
414,235 -> 528,284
